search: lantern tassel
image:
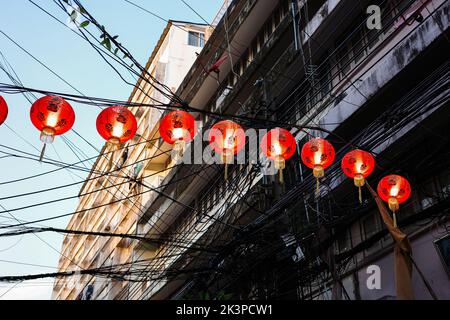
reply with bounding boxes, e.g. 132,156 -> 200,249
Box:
315,177 -> 320,199
224,164 -> 228,181
358,186 -> 362,205
39,143 -> 47,162
108,143 -> 118,171
279,168 -> 284,184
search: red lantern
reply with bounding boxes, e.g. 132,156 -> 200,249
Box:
261,128 -> 297,183
301,137 -> 335,196
0,96 -> 8,125
341,149 -> 376,203
377,175 -> 411,226
30,96 -> 75,160
159,110 -> 196,157
96,106 -> 137,145
209,120 -> 245,179
209,120 -> 245,158
301,138 -> 335,177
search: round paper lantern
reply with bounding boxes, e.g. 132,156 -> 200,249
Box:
159,110 -> 196,144
301,138 -> 335,197
209,120 -> 245,180
301,138 -> 335,178
377,175 -> 411,211
30,95 -> 75,144
96,106 -> 137,145
209,120 -> 245,159
159,110 -> 196,153
261,128 -> 297,183
0,96 -> 8,125
341,149 -> 376,203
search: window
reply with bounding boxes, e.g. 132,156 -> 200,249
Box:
155,62 -> 167,83
351,28 -> 366,64
363,213 -> 379,240
318,59 -> 332,99
334,0 -> 405,81
242,49 -> 249,69
273,6 -> 281,27
281,0 -> 289,18
188,31 -> 205,47
336,44 -> 351,78
337,229 -> 351,253
264,20 -> 273,42
251,38 -> 259,59
367,0 -> 396,49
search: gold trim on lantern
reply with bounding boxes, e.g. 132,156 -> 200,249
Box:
313,165 -> 324,178
40,127 -> 56,144
388,197 -> 399,212
108,137 -> 121,145
354,174 -> 365,187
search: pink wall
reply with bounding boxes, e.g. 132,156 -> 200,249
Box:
356,226 -> 450,300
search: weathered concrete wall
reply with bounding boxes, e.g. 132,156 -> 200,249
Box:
352,223 -> 450,300
316,0 -> 449,135
303,0 -> 343,43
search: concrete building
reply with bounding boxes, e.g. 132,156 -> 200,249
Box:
52,20 -> 211,300
55,0 -> 450,300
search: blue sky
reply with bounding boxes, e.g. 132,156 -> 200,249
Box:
0,0 -> 222,300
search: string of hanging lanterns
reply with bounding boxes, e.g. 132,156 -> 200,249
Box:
1,96 -> 413,225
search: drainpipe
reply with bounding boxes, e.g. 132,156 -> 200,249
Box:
291,0 -> 300,51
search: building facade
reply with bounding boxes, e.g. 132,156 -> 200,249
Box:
54,0 -> 450,300
52,20 -> 211,300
